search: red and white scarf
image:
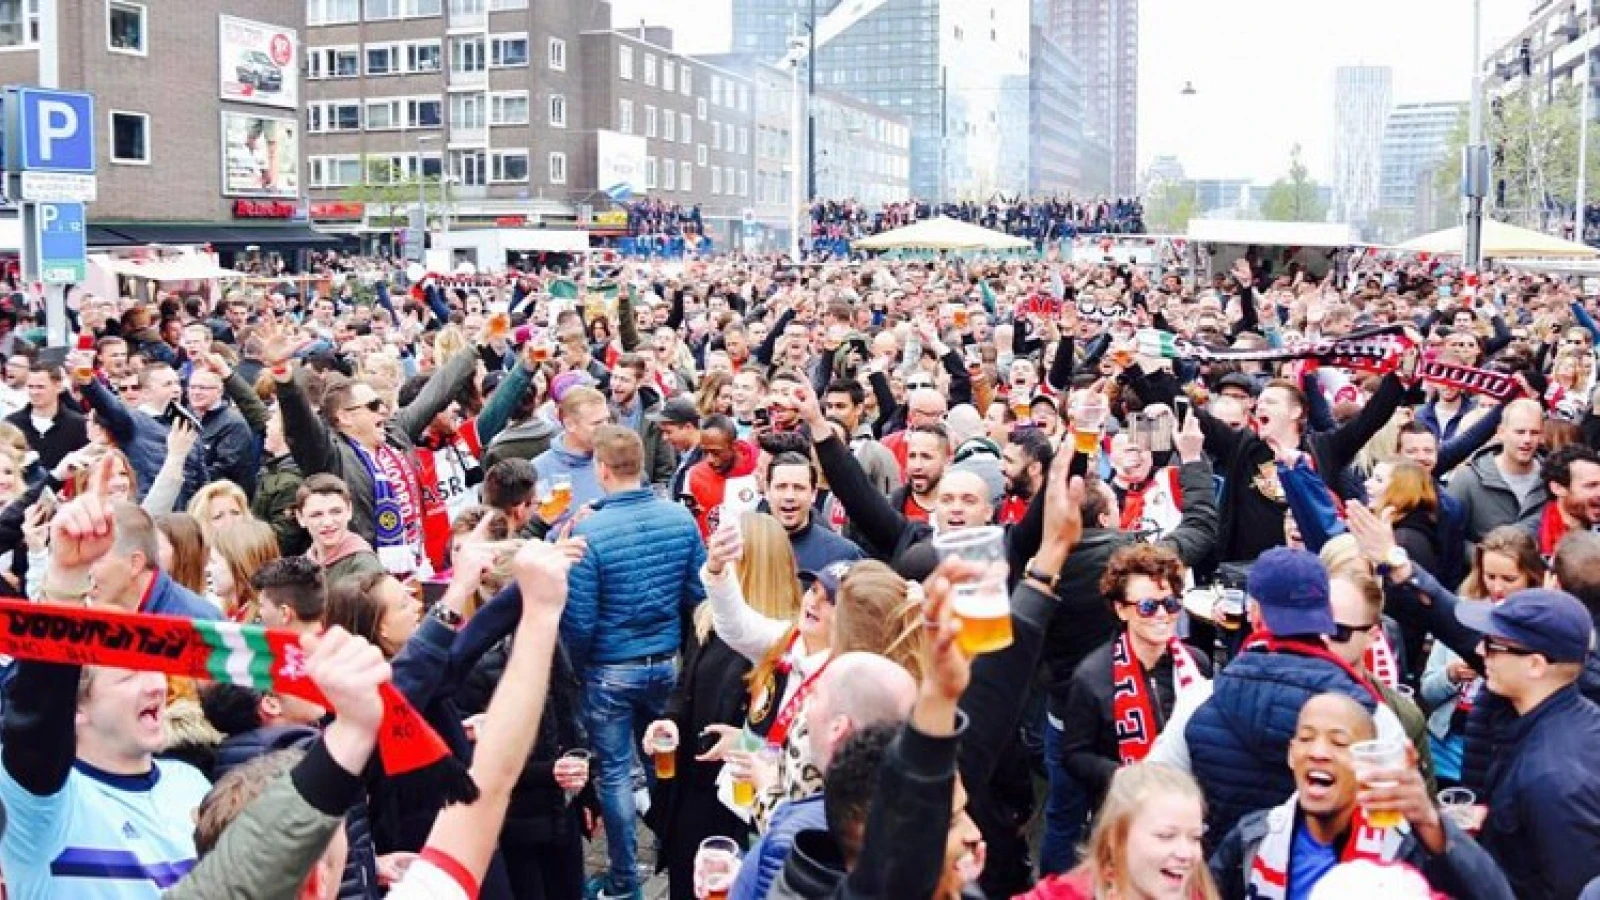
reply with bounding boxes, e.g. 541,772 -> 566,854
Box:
1363,628 -> 1400,691
1110,630 -> 1206,764
1247,793 -> 1406,900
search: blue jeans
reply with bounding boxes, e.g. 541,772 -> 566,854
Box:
1040,718 -> 1088,875
584,658 -> 678,896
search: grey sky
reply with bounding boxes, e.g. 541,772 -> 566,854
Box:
611,0 -> 1530,185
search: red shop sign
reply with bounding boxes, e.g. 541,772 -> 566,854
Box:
234,199 -> 298,219
311,201 -> 365,221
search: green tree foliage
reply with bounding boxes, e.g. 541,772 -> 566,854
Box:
1145,179 -> 1199,233
1436,82 -> 1600,225
1260,144 -> 1327,222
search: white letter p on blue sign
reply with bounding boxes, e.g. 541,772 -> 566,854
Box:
36,101 -> 77,164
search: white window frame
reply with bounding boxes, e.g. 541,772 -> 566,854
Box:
489,32 -> 528,68
662,58 -> 675,92
311,100 -> 363,132
696,144 -> 707,167
711,122 -> 720,151
365,43 -> 400,76
488,0 -> 526,8
489,90 -> 529,126
548,151 -> 567,184
738,169 -> 748,197
619,98 -> 633,134
696,97 -> 707,121
738,126 -> 748,155
307,0 -> 359,26
710,166 -> 721,195
364,0 -> 400,20
408,96 -> 443,128
547,37 -> 565,71
548,94 -> 567,128
406,39 -> 442,73
490,149 -> 529,183
680,66 -> 691,96
109,109 -> 150,164
365,98 -> 402,130
663,157 -> 676,189
0,0 -> 40,48
449,92 -> 485,130
643,53 -> 657,87
106,0 -> 146,56
644,105 -> 658,138
619,44 -> 633,80
662,110 -> 675,141
738,85 -> 749,113
679,160 -> 691,191
449,35 -> 485,74
403,0 -> 441,16
308,45 -> 361,79
645,156 -> 658,190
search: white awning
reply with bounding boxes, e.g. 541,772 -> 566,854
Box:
92,256 -> 247,281
1187,219 -> 1358,248
495,229 -> 591,254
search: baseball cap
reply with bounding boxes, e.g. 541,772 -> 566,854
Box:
799,560 -> 853,604
651,396 -> 700,427
1217,372 -> 1260,398
1455,588 -> 1594,663
1246,548 -> 1334,637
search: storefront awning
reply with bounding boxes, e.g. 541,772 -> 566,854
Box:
92,255 -> 248,281
87,223 -> 343,248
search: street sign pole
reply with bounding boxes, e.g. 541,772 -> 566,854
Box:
6,86 -> 96,347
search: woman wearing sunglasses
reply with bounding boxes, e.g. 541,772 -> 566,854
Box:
1057,543 -> 1212,814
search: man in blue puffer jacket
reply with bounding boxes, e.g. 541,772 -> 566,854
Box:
565,424 -> 707,900
1185,548 -> 1395,844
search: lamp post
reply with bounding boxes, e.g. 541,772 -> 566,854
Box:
1579,53 -> 1592,244
415,134 -> 436,227
1464,0 -> 1487,267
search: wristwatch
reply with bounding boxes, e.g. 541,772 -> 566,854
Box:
1376,545 -> 1409,581
1024,557 -> 1060,592
429,603 -> 465,630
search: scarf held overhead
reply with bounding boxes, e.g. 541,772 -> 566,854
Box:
0,599 -> 478,804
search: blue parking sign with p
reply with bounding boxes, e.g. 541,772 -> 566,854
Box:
18,89 -> 95,174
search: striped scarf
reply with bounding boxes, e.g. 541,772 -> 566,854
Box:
0,599 -> 477,803
1247,793 -> 1406,900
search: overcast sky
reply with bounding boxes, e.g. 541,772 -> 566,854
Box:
611,0 -> 1531,184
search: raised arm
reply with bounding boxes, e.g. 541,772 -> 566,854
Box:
276,367 -> 341,479
394,344 -> 480,443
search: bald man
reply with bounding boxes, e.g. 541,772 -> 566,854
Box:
1448,397 -> 1548,544
884,387 -> 950,478
733,653 -> 917,900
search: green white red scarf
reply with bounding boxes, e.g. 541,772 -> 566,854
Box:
0,599 -> 477,803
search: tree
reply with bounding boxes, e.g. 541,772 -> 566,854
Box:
1260,144 -> 1327,222
1145,179 -> 1199,233
340,157 -> 447,227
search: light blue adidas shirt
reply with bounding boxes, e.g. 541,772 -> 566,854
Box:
0,758 -> 211,899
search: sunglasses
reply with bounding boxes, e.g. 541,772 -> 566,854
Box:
1118,596 -> 1182,618
1331,621 -> 1378,643
1482,636 -> 1537,656
906,380 -> 934,391
344,398 -> 384,414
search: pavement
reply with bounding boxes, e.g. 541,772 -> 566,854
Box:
583,822 -> 672,899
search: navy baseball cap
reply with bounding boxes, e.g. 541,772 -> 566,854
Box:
1455,588 -> 1594,663
799,560 -> 853,604
1247,548 -> 1334,637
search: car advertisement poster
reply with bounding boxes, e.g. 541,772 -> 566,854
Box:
219,15 -> 298,110
222,112 -> 300,198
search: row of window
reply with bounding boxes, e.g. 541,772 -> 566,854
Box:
308,35 -> 563,80
309,149 -> 561,187
306,92 -> 562,132
0,0 -> 146,53
306,0 -> 527,27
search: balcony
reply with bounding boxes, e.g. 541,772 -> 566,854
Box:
449,67 -> 487,90
448,10 -> 486,30
448,125 -> 488,147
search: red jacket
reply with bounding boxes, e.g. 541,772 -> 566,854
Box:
415,418 -> 485,572
686,438 -> 760,537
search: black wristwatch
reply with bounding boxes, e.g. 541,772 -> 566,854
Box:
429,603 -> 465,630
1024,557 -> 1060,592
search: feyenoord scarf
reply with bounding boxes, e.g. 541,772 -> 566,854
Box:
1247,792 -> 1406,899
1134,325 -> 1524,402
0,600 -> 478,804
1110,631 -> 1204,764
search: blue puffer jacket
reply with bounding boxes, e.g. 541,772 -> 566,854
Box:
563,488 -> 708,674
1185,645 -> 1378,842
731,794 -> 827,900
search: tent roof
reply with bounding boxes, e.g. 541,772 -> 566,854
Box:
852,216 -> 1031,251
1397,219 -> 1600,258
1186,219 -> 1358,248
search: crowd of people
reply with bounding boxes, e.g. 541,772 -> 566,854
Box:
0,247 -> 1598,900
807,198 -> 1146,245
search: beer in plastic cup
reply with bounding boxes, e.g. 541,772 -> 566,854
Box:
953,306 -> 970,329
696,836 -> 741,900
931,526 -> 1013,655
652,733 -> 678,780
558,748 -> 590,805
1351,739 -> 1407,829
732,776 -> 755,807
74,334 -> 96,381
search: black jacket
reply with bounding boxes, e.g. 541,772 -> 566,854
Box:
6,404 -> 86,475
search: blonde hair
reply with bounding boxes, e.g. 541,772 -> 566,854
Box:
211,519 -> 280,623
830,560 -> 927,681
434,324 -> 468,363
733,513 -> 807,700
1075,763 -> 1220,900
187,481 -> 251,546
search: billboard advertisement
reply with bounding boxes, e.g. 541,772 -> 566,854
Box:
596,130 -> 648,200
221,112 -> 299,198
219,16 -> 298,110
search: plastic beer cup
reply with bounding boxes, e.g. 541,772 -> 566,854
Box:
1351,739 -> 1407,829
930,526 -> 1013,655
652,733 -> 678,780
1437,787 -> 1478,831
696,836 -> 741,900
558,749 -> 590,805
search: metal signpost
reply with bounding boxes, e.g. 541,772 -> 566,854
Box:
5,86 -> 96,346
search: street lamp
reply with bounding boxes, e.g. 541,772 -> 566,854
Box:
415,134 -> 437,227
1180,81 -> 1197,96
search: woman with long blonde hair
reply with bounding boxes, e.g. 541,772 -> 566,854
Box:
1020,763 -> 1219,900
207,518 -> 280,622
187,480 -> 250,547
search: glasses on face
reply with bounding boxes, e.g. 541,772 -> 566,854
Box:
1482,636 -> 1537,657
906,379 -> 934,391
1331,621 -> 1378,643
344,397 -> 384,414
1118,596 -> 1182,618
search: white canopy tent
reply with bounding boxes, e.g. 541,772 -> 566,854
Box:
852,216 -> 1031,252
1397,219 -> 1600,259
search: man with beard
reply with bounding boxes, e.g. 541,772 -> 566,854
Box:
1210,694 -> 1510,900
1533,444 -> 1600,558
1449,399 -> 1547,545
897,424 -> 950,525
997,426 -> 1051,525
610,353 -> 676,485
764,452 -> 863,571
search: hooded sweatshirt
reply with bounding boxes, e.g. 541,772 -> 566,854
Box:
482,415 -> 560,471
307,532 -> 386,587
686,438 -> 761,537
532,435 -> 604,525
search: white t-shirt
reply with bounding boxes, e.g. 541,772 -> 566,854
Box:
386,851 -> 475,900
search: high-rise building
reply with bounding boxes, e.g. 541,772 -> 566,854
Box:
1029,24 -> 1091,196
1331,66 -> 1392,230
1037,0 -> 1138,196
1379,102 -> 1465,233
729,0 -> 1029,199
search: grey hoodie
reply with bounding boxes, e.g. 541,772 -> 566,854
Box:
1446,445 -> 1547,546
482,415 -> 560,472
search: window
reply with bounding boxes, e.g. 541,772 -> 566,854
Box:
366,98 -> 401,129
488,0 -> 526,8
645,157 -> 657,190
662,59 -> 675,92
450,35 -> 484,73
548,94 -> 567,127
738,169 -> 748,197
696,98 -> 707,121
679,161 -> 691,191
680,113 -> 691,143
308,47 -> 360,79
0,0 -> 40,47
452,149 -> 486,186
447,0 -> 483,17
697,144 -> 707,167
311,156 -> 362,187
407,40 -> 441,72
619,44 -> 633,80
711,166 -> 721,195
490,91 -> 528,125
663,158 -> 675,189
548,151 -> 567,184
404,0 -> 441,14
106,1 -> 145,54
738,127 -> 748,155
644,105 -> 658,138
710,75 -> 721,106
366,45 -> 398,75
738,85 -> 749,113
711,124 -> 720,151
309,101 -> 362,132
450,93 -> 485,129
307,0 -> 359,25
365,0 -> 399,19
409,97 -> 442,127
725,123 -> 736,152
490,150 -> 528,182
490,34 -> 527,67
662,109 -> 675,141
548,37 -> 565,71
109,110 -> 149,163
680,66 -> 691,95
644,53 -> 657,86
618,99 -> 634,134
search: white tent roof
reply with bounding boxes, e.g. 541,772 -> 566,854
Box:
1186,219 -> 1358,248
852,216 -> 1031,251
496,229 -> 591,254
1397,219 -> 1600,259
92,255 -> 246,281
